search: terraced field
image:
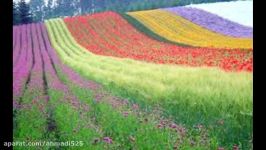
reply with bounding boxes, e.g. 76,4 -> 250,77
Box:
13,1 -> 253,149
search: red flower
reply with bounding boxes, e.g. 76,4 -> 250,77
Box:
64,12 -> 253,72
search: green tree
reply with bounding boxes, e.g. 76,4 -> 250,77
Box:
54,0 -> 77,17
13,2 -> 20,25
44,0 -> 54,19
30,0 -> 45,22
18,0 -> 32,24
80,0 -> 92,14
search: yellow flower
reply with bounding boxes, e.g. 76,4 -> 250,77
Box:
127,10 -> 252,49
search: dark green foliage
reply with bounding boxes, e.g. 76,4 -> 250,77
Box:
30,0 -> 45,22
43,0 -> 54,20
17,0 -> 33,24
54,0 -> 78,17
119,13 -> 192,47
13,2 -> 20,25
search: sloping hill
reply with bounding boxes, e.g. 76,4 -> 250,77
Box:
163,7 -> 253,38
13,2 -> 253,149
63,11 -> 252,72
186,0 -> 253,27
127,10 -> 252,49
45,18 -> 252,149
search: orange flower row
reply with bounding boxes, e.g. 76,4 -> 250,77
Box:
64,11 -> 253,72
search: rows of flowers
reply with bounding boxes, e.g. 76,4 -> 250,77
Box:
45,18 -> 253,149
64,11 -> 252,72
13,4 -> 253,148
44,20 -> 215,148
127,10 -> 252,49
13,22 -> 99,144
14,21 -> 229,149
186,0 -> 253,27
13,23 -> 50,141
13,25 -> 33,105
163,7 -> 253,38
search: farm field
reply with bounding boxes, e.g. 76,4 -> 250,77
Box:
163,7 -> 253,38
13,1 -> 253,149
64,12 -> 252,72
15,23 -> 193,149
186,0 -> 253,27
127,10 -> 252,49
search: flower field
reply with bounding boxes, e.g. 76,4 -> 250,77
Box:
187,0 -> 253,27
127,10 -> 252,49
64,11 -> 252,72
163,7 -> 253,38
13,1 -> 253,149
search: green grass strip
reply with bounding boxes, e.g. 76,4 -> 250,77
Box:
119,12 -> 193,47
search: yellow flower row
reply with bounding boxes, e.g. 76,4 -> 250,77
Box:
127,10 -> 252,49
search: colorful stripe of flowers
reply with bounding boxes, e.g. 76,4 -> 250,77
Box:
64,11 -> 252,72
45,18 -> 252,149
163,7 -> 253,38
13,1 -> 253,148
127,9 -> 252,49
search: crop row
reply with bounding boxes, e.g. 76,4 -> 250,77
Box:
14,24 -> 50,145
127,10 -> 252,49
163,7 -> 253,38
14,22 -> 220,149
13,23 -> 96,149
64,11 -> 252,72
45,18 -> 252,149
187,0 -> 253,27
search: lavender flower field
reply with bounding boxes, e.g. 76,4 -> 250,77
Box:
187,0 -> 253,27
164,7 -> 253,38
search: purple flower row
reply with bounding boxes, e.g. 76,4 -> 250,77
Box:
41,22 -> 100,113
36,23 -> 86,111
13,24 -> 47,110
26,23 -> 45,95
13,25 -> 33,101
163,7 -> 253,38
40,23 -> 101,92
13,25 -> 23,69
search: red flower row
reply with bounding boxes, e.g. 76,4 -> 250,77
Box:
64,11 -> 253,72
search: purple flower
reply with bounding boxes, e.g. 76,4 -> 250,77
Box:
169,123 -> 178,129
45,96 -> 50,101
103,137 -> 112,144
123,111 -> 129,117
163,7 -> 253,38
132,104 -> 139,110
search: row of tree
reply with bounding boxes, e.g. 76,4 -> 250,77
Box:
13,0 -> 235,25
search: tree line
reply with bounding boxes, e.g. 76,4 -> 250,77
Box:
13,0 -> 32,25
13,0 -> 235,25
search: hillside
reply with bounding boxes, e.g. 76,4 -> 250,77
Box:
13,1 -> 253,149
64,11 -> 252,72
127,10 -> 252,49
